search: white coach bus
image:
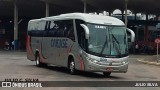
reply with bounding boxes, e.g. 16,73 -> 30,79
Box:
27,13 -> 135,76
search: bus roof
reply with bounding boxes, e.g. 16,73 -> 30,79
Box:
30,13 -> 125,26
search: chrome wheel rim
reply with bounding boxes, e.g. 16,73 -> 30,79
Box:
36,56 -> 40,65
70,61 -> 75,73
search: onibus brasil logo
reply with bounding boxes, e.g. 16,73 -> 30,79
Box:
1,78 -> 42,87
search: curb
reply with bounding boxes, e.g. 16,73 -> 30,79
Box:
137,59 -> 160,66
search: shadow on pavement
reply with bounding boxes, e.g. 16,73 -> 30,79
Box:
31,65 -> 123,79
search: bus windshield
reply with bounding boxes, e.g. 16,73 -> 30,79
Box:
87,23 -> 128,57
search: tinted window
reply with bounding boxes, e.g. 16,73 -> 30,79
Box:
45,20 -> 75,41
28,21 -> 45,37
28,20 -> 75,41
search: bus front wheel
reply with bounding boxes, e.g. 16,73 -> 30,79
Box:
103,72 -> 111,77
69,59 -> 76,75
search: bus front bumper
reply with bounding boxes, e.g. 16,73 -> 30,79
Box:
85,61 -> 128,73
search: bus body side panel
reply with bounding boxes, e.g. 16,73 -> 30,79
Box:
27,29 -> 48,63
45,37 -> 75,68
30,37 -> 41,59
63,39 -> 83,68
63,43 -> 85,71
57,38 -> 74,67
40,36 -> 51,64
74,48 -> 85,71
40,37 -> 74,67
27,20 -> 48,64
26,36 -> 43,62
28,36 -> 48,64
37,36 -> 48,64
42,37 -> 59,65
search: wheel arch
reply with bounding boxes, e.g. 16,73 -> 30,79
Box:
35,49 -> 39,56
67,54 -> 75,68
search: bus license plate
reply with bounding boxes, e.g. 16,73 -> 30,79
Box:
106,67 -> 113,72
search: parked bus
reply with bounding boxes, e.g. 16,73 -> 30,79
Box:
26,13 -> 135,76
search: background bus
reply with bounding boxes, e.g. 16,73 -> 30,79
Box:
27,13 -> 135,76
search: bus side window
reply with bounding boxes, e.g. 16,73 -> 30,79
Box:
45,21 -> 51,31
67,26 -> 74,40
43,21 -> 51,37
46,21 -> 54,37
53,21 -> 66,37
29,21 -> 45,37
45,20 -> 75,38
53,21 -> 60,37
47,21 -> 59,37
58,21 -> 65,37
65,20 -> 75,41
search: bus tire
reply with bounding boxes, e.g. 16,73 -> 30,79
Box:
68,58 -> 76,75
35,54 -> 40,67
35,53 -> 47,67
103,72 -> 111,77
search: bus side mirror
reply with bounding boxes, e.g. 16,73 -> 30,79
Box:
80,24 -> 89,39
127,28 -> 135,42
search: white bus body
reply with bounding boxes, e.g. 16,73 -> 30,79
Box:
26,13 -> 135,76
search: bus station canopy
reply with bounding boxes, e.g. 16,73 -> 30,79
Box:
0,0 -> 160,17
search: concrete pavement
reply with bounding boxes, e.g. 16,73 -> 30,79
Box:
136,55 -> 160,66
0,51 -> 160,90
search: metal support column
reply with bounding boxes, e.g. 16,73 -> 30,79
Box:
156,15 -> 159,21
146,13 -> 148,21
134,13 -> 137,20
121,9 -> 124,20
125,0 -> 128,27
45,1 -> 49,17
144,13 -> 149,41
14,1 -> 18,50
83,0 -> 87,13
109,11 -> 111,16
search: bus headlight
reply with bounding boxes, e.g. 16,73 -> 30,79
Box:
122,60 -> 128,65
86,57 -> 99,63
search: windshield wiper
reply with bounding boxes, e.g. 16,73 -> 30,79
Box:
110,31 -> 122,57
99,35 -> 108,57
124,33 -> 128,53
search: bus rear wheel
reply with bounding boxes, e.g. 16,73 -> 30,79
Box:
69,59 -> 76,75
103,72 -> 111,77
35,54 -> 46,67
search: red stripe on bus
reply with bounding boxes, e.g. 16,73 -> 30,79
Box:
26,35 -> 34,59
67,45 -> 72,55
78,55 -> 84,71
38,49 -> 46,63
